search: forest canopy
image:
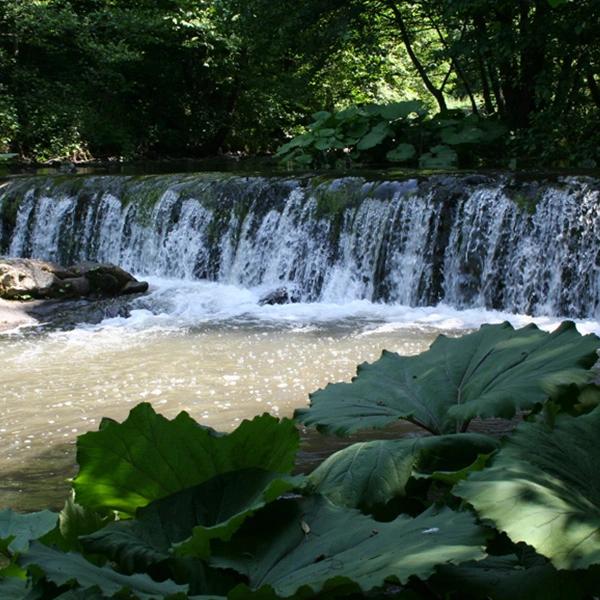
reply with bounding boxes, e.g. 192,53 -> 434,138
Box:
0,0 -> 598,168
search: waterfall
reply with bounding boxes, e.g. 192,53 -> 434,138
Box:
0,173 -> 599,319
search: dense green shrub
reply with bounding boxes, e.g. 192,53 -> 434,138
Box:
276,102 -> 507,169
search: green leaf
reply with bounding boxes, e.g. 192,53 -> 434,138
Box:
386,143 -> 416,163
275,133 -> 313,156
81,469 -> 302,570
342,120 -> 370,141
379,101 -> 426,121
419,452 -> 493,485
419,145 -> 457,169
53,587 -> 106,600
296,322 -> 599,435
211,497 -> 486,597
20,542 -> 187,599
0,510 -> 58,554
311,111 -> 332,122
0,577 -> 31,600
431,553 -> 596,600
73,403 -> 299,515
440,126 -> 486,145
47,499 -> 115,553
313,138 -> 334,151
356,124 -> 392,150
456,407 -> 600,570
309,434 -> 499,510
314,128 -> 335,138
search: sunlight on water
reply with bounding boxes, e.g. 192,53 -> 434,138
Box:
1,278 -> 599,510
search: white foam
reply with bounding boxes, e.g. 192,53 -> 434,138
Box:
90,277 -> 600,336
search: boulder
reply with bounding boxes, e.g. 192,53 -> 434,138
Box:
0,258 -> 63,299
0,257 -> 148,301
258,287 -> 300,306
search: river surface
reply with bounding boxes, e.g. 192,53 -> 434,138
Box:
1,277 -> 599,511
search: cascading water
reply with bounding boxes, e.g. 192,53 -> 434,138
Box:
0,172 -> 599,318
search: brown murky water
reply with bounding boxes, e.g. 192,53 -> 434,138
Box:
0,322 -> 439,510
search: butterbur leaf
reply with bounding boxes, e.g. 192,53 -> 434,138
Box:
45,498 -> 115,552
418,452 -> 493,485
440,126 -> 485,145
81,469 -> 302,570
211,496 -> 486,597
456,407 -> 600,570
357,125 -> 393,150
419,145 -> 457,168
311,111 -> 332,122
20,542 -> 187,599
74,403 -> 299,515
379,101 -> 426,121
53,587 -> 106,600
0,577 -> 31,599
0,510 -> 58,554
431,553 -> 598,600
296,322 -> 599,435
174,471 -> 303,558
309,434 -> 498,510
386,143 -> 416,163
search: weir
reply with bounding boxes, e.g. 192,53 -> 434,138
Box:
1,173 -> 599,318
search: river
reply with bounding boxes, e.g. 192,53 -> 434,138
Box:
1,172 -> 599,510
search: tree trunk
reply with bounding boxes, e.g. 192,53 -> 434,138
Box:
384,0 -> 448,112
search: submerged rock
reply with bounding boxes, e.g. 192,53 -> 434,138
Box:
259,287 -> 300,306
0,257 -> 148,301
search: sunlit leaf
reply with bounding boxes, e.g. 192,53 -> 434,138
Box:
296,322 -> 599,435
309,434 -> 498,510
81,469 -> 302,569
456,407 -> 600,569
73,403 -> 299,515
211,496 -> 486,597
0,510 -> 58,554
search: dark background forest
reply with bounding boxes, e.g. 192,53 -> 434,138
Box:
0,0 -> 598,168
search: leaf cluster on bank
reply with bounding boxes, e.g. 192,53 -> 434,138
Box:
275,101 -> 507,169
1,321 -> 600,598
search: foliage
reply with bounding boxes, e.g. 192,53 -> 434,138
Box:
296,321 -> 599,435
456,408 -> 600,569
275,103 -> 506,168
1,322 -> 600,599
308,434 -> 499,510
73,404 -> 299,515
1,0 -> 599,166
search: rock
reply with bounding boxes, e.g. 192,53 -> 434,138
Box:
0,258 -> 63,299
122,280 -> 149,295
0,257 -> 148,301
62,276 -> 90,297
258,287 -> 300,306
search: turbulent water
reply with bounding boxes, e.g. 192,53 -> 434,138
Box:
1,172 -> 599,317
1,172 -> 599,510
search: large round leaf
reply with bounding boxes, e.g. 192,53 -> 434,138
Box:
456,407 -> 600,570
309,434 -> 499,510
20,542 -> 187,599
386,143 -> 416,163
81,469 -> 301,570
357,123 -> 393,150
0,510 -> 58,554
73,403 -> 299,515
211,496 -> 486,597
431,553 -> 596,600
296,322 -> 599,435
379,101 -> 426,121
